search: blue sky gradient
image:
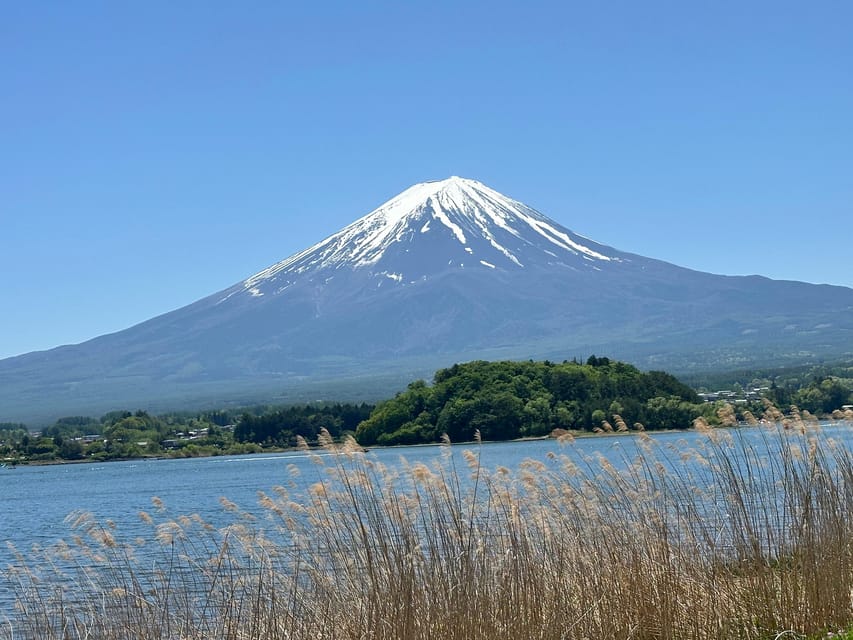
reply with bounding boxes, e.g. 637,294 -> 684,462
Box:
2,1 -> 851,359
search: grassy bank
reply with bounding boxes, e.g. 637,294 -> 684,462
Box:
3,413 -> 853,639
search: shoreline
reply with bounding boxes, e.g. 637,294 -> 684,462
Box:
8,419 -> 849,468
0,427 -> 699,467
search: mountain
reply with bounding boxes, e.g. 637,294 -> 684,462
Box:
2,176 -> 852,422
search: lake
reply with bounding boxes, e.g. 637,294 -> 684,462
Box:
2,424 -> 852,611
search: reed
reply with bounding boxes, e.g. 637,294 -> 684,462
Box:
2,410 -> 852,639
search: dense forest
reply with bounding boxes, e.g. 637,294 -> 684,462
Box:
355,357 -> 710,446
234,403 -> 373,446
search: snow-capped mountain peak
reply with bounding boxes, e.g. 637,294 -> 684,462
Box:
237,177 -> 619,298
6,176 -> 853,424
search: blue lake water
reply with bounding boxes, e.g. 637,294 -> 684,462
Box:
1,437 -> 579,557
4,425 -> 852,554
2,424 -> 852,611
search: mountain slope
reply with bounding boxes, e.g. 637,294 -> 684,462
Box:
2,177 -> 852,422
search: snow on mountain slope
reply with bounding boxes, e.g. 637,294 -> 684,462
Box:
231,177 -> 620,301
3,175 -> 853,423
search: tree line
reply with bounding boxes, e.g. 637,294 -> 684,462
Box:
0,403 -> 373,464
3,356 -> 850,463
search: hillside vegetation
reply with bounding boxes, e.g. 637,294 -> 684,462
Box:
355,356 -> 706,446
684,358 -> 853,412
6,357 -> 850,464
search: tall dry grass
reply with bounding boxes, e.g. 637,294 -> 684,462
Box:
2,413 -> 853,639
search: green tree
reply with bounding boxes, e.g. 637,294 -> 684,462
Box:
644,396 -> 701,430
59,439 -> 85,460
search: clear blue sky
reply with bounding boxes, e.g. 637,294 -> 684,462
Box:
2,1 -> 851,359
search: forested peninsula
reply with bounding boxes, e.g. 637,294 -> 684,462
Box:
355,357 -> 708,446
